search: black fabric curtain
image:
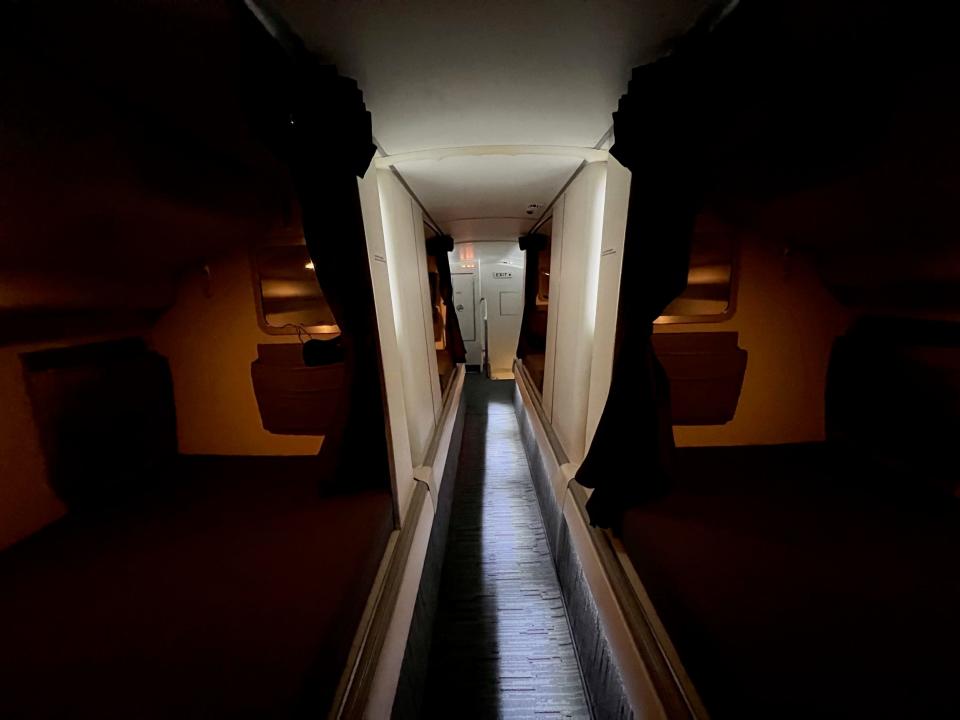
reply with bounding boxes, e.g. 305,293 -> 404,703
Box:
575,5 -> 740,530
236,3 -> 388,490
425,234 -> 466,364
515,233 -> 548,360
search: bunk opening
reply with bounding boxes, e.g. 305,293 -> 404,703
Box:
1,338 -> 395,717
620,318 -> 960,718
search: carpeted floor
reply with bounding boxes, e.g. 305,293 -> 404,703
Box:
423,375 -> 590,719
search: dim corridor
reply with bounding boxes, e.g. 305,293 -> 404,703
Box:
422,375 -> 591,719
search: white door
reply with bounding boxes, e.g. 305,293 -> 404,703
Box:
480,260 -> 525,378
452,273 -> 481,366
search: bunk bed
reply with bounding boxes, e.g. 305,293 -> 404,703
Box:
621,318 -> 960,718
0,340 -> 394,717
622,444 -> 959,717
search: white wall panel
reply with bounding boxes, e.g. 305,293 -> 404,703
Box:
378,170 -> 442,468
586,157 -> 631,449
478,243 -> 524,378
358,165 -> 415,520
541,196 -> 564,419
543,162 -> 608,462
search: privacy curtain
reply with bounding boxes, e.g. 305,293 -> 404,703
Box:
425,234 -> 467,364
575,4 -> 741,530
515,233 -> 549,361
237,2 -> 387,489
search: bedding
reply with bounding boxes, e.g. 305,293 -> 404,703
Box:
621,444 -> 960,718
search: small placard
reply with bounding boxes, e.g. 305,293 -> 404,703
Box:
500,291 -> 523,316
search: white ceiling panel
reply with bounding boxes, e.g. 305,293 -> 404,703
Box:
445,218 -> 536,243
394,153 -> 583,224
273,0 -> 711,154
270,0 -> 711,230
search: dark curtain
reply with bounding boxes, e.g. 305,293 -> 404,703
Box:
236,3 -> 387,489
425,234 -> 466,364
515,233 -> 548,360
575,4 -> 741,530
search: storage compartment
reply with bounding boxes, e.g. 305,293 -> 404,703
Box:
652,331 -> 748,425
250,343 -> 345,436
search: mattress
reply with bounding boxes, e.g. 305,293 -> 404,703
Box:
621,444 -> 960,718
0,456 -> 394,718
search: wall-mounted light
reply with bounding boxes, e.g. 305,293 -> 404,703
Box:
305,261 -> 315,270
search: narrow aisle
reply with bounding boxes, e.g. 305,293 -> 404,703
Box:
423,375 -> 591,719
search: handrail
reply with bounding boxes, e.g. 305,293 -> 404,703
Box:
479,296 -> 490,378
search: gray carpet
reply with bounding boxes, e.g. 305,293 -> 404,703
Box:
423,375 -> 591,719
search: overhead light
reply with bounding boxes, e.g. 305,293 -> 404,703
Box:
305,261 -> 315,270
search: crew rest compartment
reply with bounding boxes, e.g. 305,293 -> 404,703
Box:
4,0 -> 960,717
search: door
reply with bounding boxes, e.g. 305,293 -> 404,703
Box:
452,273 -> 481,365
480,260 -> 525,378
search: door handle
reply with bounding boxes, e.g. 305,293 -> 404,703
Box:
456,304 -> 464,311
